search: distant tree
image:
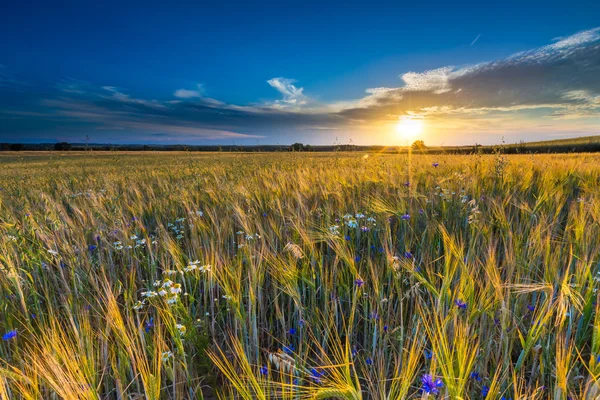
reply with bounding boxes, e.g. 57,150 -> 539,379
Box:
411,140 -> 426,151
289,143 -> 305,152
54,142 -> 72,151
10,143 -> 25,151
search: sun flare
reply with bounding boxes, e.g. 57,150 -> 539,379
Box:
396,116 -> 423,141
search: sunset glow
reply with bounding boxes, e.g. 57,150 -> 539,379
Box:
396,117 -> 424,141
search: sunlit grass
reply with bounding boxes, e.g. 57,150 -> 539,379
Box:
0,151 -> 599,399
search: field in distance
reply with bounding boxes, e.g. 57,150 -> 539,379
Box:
1,152 -> 599,399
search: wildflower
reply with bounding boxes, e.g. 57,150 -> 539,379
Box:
455,299 -> 467,309
176,324 -> 186,336
354,255 -> 361,262
527,305 -> 535,312
166,296 -> 178,305
424,349 -> 433,359
145,317 -> 154,333
2,330 -> 17,341
432,162 -> 439,167
170,283 -> 182,294
361,226 -> 370,232
470,371 -> 481,381
356,213 -> 365,218
421,374 -> 443,395
310,368 -> 325,383
383,325 -> 388,332
404,251 -> 413,259
401,213 -> 410,220
347,219 -> 358,228
345,235 -> 351,241
88,245 -> 97,251
404,181 -> 410,187
133,300 -> 145,310
260,366 -> 268,375
283,344 -> 294,355
366,357 -> 373,365
482,385 -> 490,397
161,351 -> 173,362
288,328 -> 296,335
355,278 -> 364,287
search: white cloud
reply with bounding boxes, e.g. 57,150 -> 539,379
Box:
174,84 -> 205,99
400,67 -> 454,94
267,77 -> 308,106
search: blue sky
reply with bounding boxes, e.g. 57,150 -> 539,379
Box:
1,0 -> 599,145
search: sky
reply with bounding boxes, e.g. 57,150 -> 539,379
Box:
1,0 -> 599,146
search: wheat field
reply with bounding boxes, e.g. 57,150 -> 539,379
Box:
1,151 -> 599,399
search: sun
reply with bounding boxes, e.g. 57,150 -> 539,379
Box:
396,116 -> 423,141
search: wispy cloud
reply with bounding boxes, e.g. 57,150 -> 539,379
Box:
174,84 -> 205,99
470,34 -> 481,46
266,77 -> 309,108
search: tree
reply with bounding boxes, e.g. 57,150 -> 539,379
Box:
289,143 -> 305,152
10,143 -> 25,151
54,142 -> 72,151
411,140 -> 426,151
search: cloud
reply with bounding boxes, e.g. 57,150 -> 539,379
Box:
266,77 -> 308,107
1,27 -> 599,144
400,67 -> 454,94
336,27 -> 600,123
174,84 -> 205,99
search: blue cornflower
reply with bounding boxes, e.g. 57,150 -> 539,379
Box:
262,213 -> 267,217
424,349 -> 433,359
354,255 -> 361,262
527,305 -> 535,312
404,181 -> 410,187
421,374 -> 443,395
455,299 -> 467,309
366,357 -> 373,365
145,317 -> 154,333
355,278 -> 364,287
419,208 -> 424,215
345,235 -> 351,241
2,330 -> 17,341
88,245 -> 97,251
288,328 -> 296,335
352,348 -> 358,357
260,366 -> 268,375
298,319 -> 305,327
383,325 -> 388,332
470,371 -> 481,381
432,162 -> 439,167
283,344 -> 295,355
482,385 -> 490,397
401,213 -> 410,220
404,251 -> 413,259
96,235 -> 101,242
310,368 -> 325,383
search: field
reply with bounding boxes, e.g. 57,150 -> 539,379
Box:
1,151 -> 600,399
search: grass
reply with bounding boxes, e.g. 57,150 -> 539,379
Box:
0,150 -> 599,399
